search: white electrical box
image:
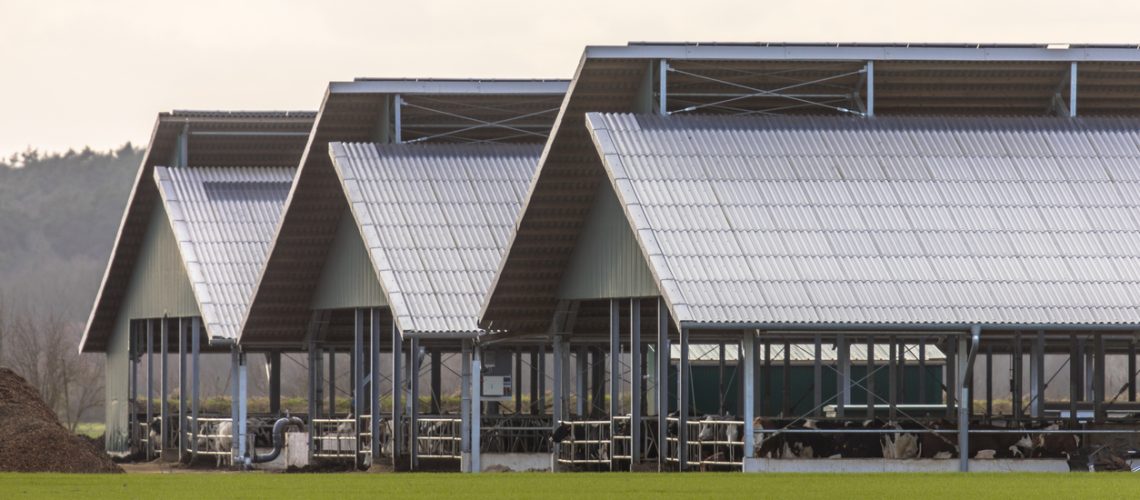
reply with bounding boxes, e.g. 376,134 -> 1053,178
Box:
482,375 -> 512,400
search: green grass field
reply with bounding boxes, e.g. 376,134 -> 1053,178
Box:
1,473 -> 1137,499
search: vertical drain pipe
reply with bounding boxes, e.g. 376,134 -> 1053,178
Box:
959,325 -> 980,472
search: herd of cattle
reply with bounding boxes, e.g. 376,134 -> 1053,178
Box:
752,418 -> 1080,461
552,415 -> 1085,465
142,412 -> 1108,469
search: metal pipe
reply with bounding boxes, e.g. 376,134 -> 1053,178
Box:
251,417 -> 304,463
918,337 -> 926,405
889,336 -> 897,421
959,326 -> 980,473
866,336 -> 874,419
658,60 -> 668,115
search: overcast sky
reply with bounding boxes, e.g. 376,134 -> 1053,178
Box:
1,0 -> 1138,158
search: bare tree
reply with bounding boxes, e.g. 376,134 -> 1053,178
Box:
0,297 -> 104,432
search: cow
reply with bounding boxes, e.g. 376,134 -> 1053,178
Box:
194,420 -> 233,467
880,422 -> 919,459
1030,424 -> 1081,460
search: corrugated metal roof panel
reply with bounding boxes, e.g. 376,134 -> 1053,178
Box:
587,113 -> 1140,327
154,166 -> 293,340
331,142 -> 540,336
674,343 -> 946,362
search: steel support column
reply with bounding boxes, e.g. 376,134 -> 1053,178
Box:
327,348 -> 336,417
392,324 -> 403,466
813,334 -> 822,417
178,318 -> 186,459
269,351 -> 281,415
145,319 -> 153,460
658,60 -> 668,115
460,339 -> 472,471
471,345 -> 482,473
1069,335 -> 1079,427
370,308 -> 381,464
237,350 -> 248,467
409,337 -> 420,469
918,337 -> 927,405
191,318 -> 200,459
353,309 -> 365,469
742,332 -> 755,459
866,336 -> 875,419
985,346 -> 993,421
888,337 -> 897,421
579,346 -> 588,416
1130,340 -> 1138,403
609,299 -> 620,469
1069,62 -> 1078,117
515,348 -> 523,414
1013,332 -> 1023,423
529,348 -> 539,415
656,299 -> 669,470
553,336 -> 564,421
677,327 -> 690,470
837,335 -> 849,418
720,343 -> 728,415
1094,333 -> 1106,423
866,60 -> 875,117
1031,331 -> 1045,418
957,333 -> 971,473
629,298 -> 642,466
431,349 -> 442,415
160,317 -> 168,458
781,342 -> 791,416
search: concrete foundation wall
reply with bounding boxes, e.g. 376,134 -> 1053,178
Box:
481,453 -> 552,472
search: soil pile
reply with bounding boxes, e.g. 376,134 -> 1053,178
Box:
0,368 -> 122,472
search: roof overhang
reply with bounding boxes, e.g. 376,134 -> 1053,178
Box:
80,111 -> 315,353
240,80 -> 567,347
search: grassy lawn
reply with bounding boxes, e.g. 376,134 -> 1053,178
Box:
1,472 -> 1137,499
74,422 -> 106,439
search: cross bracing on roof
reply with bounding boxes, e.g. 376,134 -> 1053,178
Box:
662,60 -> 870,117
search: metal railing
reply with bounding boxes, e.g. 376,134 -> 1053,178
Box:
311,418 -> 357,458
417,417 -> 462,459
687,419 -> 744,467
184,416 -> 235,464
555,420 -> 612,465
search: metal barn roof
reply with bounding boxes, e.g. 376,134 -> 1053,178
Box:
81,110 -> 314,352
242,80 -> 567,345
480,44 -> 1140,335
329,142 -> 542,337
154,166 -> 294,342
677,343 -> 946,363
584,112 -> 1140,329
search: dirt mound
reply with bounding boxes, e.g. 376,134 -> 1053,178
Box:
0,367 -> 122,473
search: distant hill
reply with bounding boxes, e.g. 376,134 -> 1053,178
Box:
0,145 -> 142,318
